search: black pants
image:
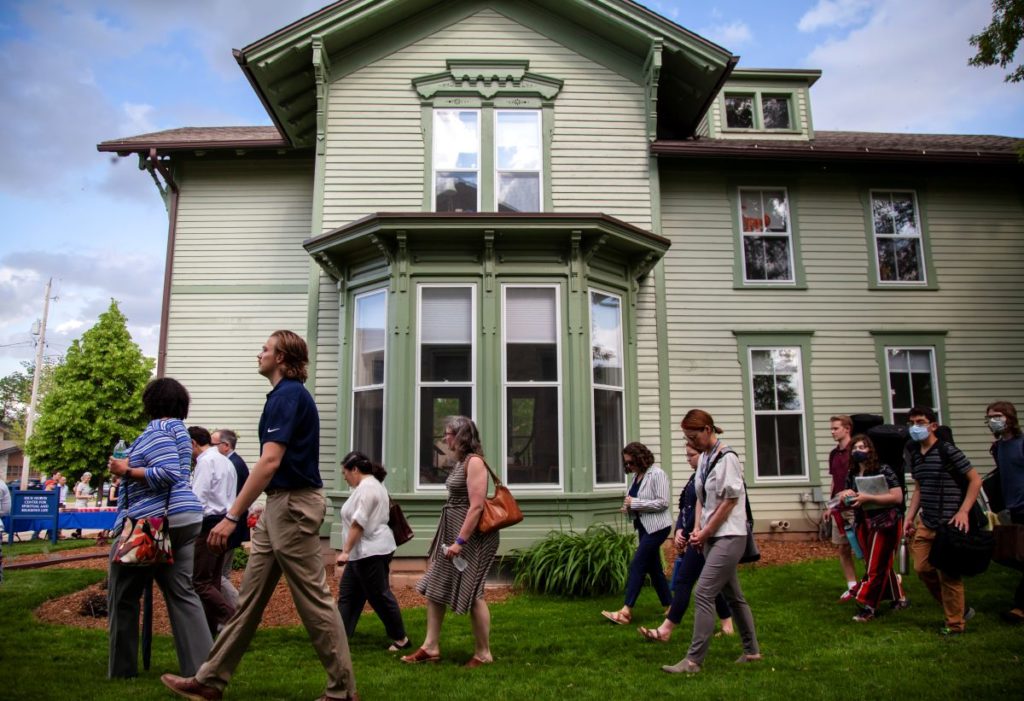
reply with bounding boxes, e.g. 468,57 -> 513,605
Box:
193,517 -> 235,635
338,552 -> 406,641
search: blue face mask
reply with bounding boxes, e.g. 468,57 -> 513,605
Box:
908,424 -> 930,442
988,417 -> 1007,434
851,450 -> 869,463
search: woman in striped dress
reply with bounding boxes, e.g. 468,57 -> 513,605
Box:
403,415 -> 499,668
601,441 -> 673,625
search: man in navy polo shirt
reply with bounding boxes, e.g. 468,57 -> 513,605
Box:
162,330 -> 358,701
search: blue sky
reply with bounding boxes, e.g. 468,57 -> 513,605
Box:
0,0 -> 1021,377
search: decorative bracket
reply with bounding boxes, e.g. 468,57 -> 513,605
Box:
582,234 -> 608,266
312,252 -> 344,281
643,39 -> 663,143
311,35 -> 332,156
413,59 -> 564,101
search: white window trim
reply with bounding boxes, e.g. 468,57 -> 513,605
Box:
749,346 -> 810,482
414,282 -> 477,491
869,189 -> 928,286
493,109 -> 543,213
501,283 -> 564,491
738,186 -> 796,285
884,346 -> 941,424
351,287 -> 388,465
432,108 -> 481,214
588,288 -> 628,490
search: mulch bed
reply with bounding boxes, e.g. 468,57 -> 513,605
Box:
32,537 -> 837,634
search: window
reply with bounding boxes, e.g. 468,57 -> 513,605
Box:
725,94 -> 754,129
433,110 -> 480,212
504,285 -> 561,487
750,347 -> 807,478
590,290 -> 625,486
871,190 -> 925,283
885,347 -> 940,424
725,93 -> 792,130
417,285 -> 475,486
351,289 -> 386,464
761,95 -> 791,129
495,110 -> 542,212
739,188 -> 794,282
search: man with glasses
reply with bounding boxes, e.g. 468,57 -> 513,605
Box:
211,429 -> 249,609
985,401 -> 1024,624
903,406 -> 982,635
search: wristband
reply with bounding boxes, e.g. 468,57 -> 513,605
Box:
455,536 -> 467,546
224,513 -> 240,524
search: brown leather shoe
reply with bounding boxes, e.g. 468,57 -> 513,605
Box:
160,674 -> 223,701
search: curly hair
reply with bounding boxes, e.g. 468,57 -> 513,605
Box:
444,415 -> 483,461
987,400 -> 1021,437
142,377 -> 190,420
850,434 -> 881,474
270,330 -> 309,383
622,441 -> 655,471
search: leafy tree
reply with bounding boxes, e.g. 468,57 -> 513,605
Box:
26,300 -> 154,483
969,0 -> 1024,83
0,359 -> 60,445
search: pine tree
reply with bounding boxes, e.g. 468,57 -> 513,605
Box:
26,300 -> 155,483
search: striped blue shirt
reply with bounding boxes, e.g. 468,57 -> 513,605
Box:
114,418 -> 203,532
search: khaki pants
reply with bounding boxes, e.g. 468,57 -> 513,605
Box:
911,523 -> 966,631
196,489 -> 356,698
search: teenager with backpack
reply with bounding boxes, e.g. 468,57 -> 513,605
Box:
904,406 -> 983,635
986,400 -> 1024,624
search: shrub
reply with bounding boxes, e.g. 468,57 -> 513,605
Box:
232,548 -> 249,571
507,524 -> 635,597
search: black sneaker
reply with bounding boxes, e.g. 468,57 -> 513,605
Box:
890,599 -> 911,611
852,607 -> 875,623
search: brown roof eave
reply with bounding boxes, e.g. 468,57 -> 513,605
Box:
233,49 -> 294,147
682,54 -> 739,137
96,139 -> 294,155
651,143 -> 1023,166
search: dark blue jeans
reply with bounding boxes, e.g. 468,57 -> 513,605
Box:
668,545 -> 732,624
624,524 -> 672,607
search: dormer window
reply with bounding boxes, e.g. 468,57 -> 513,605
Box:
725,92 -> 793,131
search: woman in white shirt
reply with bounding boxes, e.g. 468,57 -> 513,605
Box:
663,409 -> 761,674
335,451 -> 409,651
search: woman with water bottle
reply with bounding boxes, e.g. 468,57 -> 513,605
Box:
403,415 -> 498,668
833,434 -> 909,622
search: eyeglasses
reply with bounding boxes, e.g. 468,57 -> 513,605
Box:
623,459 -> 636,467
211,442 -> 224,446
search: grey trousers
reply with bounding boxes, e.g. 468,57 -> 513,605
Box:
195,489 -> 356,699
107,520 -> 213,678
686,535 -> 760,665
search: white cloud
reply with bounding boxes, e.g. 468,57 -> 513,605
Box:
804,0 -> 1020,133
700,21 -> 754,48
120,102 -> 157,135
798,0 -> 874,33
55,320 -> 86,334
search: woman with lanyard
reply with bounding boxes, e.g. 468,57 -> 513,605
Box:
663,410 -> 761,674
601,441 -> 673,626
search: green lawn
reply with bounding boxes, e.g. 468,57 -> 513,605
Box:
3,537 -> 102,558
1,559 -> 1021,700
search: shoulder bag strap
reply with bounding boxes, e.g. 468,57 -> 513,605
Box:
698,449 -> 737,507
466,453 -> 501,490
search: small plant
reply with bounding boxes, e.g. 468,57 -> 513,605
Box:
232,548 -> 249,571
507,524 -> 634,597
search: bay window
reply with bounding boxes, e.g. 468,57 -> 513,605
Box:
591,290 -> 625,486
351,289 -> 386,463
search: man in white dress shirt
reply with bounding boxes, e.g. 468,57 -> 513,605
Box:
188,426 -> 238,635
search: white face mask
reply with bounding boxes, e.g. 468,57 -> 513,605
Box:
987,417 -> 1007,434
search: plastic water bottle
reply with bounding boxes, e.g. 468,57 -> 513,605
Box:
442,544 -> 468,572
113,439 -> 128,459
844,522 -> 864,560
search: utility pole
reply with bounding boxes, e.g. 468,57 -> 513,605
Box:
20,277 -> 52,490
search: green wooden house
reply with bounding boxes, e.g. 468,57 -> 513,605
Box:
99,0 -> 1024,552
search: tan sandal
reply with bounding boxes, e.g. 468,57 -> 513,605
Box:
601,610 -> 631,625
638,626 -> 670,643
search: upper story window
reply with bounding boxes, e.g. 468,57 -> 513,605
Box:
739,188 -> 794,283
433,110 -> 480,213
352,289 -> 386,464
870,190 -> 926,284
496,110 -> 542,212
416,285 -> 475,487
725,93 -> 793,130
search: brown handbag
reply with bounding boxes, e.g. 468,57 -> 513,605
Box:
388,499 -> 414,546
471,455 -> 524,534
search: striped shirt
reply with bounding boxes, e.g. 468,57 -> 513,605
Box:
908,441 -> 973,530
114,418 -> 203,533
627,465 -> 673,533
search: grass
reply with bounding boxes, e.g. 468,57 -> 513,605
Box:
2,558 -> 1022,700
2,537 -> 101,558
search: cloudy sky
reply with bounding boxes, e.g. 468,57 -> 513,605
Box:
0,0 -> 1020,377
